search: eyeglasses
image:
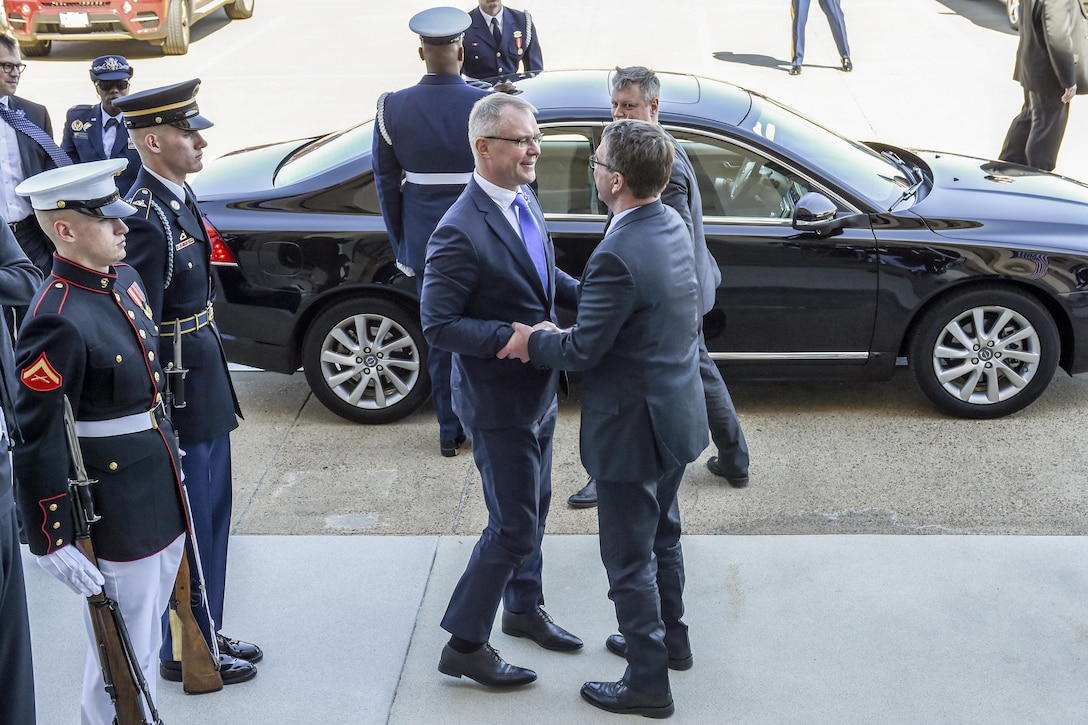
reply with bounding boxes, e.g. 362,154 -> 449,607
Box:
96,80 -> 129,92
0,62 -> 26,76
588,155 -> 621,174
484,133 -> 543,149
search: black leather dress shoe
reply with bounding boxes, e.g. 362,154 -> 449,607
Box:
581,680 -> 675,719
216,633 -> 263,663
160,654 -> 257,686
502,606 -> 583,651
440,432 -> 467,457
438,643 -> 537,687
605,634 -> 693,671
568,477 -> 598,508
789,64 -> 802,75
841,56 -> 853,72
705,457 -> 748,488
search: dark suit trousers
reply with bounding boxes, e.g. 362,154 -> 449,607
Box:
441,400 -> 557,643
9,215 -> 52,335
596,467 -> 689,696
1000,88 -> 1069,172
415,275 -> 462,442
699,335 -> 748,478
1,481 -> 36,724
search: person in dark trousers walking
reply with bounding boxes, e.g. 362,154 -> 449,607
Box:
789,0 -> 852,75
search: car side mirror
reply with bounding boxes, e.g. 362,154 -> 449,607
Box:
792,192 -> 844,237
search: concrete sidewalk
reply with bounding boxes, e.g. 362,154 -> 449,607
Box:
24,534 -> 1088,724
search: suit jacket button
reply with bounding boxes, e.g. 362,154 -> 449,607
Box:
48,503 -> 58,511
116,355 -> 123,363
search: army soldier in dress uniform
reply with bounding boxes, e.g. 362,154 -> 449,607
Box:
462,0 -> 544,82
113,79 -> 261,686
374,7 -> 489,457
61,56 -> 142,195
11,158 -> 186,725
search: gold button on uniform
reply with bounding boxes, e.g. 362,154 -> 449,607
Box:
148,351 -> 155,361
140,329 -> 147,339
116,355 -> 123,363
52,522 -> 60,529
154,372 -> 160,382
55,539 -> 63,546
129,310 -> 136,319
49,503 -> 58,512
109,462 -> 118,471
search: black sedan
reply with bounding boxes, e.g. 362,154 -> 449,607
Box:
193,69 -> 1088,423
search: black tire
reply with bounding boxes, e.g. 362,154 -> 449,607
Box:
162,0 -> 190,56
224,0 -> 254,20
302,298 -> 431,424
908,286 -> 1059,419
19,39 -> 51,57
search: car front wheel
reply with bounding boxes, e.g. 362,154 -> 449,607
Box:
909,286 -> 1059,419
302,298 -> 431,424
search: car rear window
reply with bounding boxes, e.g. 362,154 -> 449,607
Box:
276,122 -> 374,188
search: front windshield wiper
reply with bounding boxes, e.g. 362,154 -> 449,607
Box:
888,174 -> 925,212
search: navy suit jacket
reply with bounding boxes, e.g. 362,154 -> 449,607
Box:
528,201 -> 708,482
665,137 -> 721,315
462,6 -> 544,80
421,179 -> 578,429
61,104 -> 142,192
7,95 -> 60,178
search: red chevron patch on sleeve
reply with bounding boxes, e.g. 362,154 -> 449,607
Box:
20,352 -> 62,392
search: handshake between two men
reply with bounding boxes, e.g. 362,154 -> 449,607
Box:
497,320 -> 563,363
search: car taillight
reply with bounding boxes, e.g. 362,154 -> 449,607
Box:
205,218 -> 237,265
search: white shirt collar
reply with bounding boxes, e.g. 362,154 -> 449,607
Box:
473,170 -> 520,210
480,7 -> 502,28
145,167 -> 186,203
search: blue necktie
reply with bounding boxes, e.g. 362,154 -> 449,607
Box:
511,192 -> 548,290
491,17 -> 502,45
0,105 -> 71,169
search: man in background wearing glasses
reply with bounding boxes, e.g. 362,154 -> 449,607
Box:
62,55 -> 142,194
0,34 -> 70,280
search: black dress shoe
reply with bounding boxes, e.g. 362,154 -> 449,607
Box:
216,633 -> 263,663
502,606 -> 583,651
568,477 -> 598,508
581,680 -> 675,719
160,654 -> 257,686
705,456 -> 749,488
841,56 -> 853,72
438,643 -> 537,687
789,64 -> 802,75
440,432 -> 467,457
605,634 -> 693,671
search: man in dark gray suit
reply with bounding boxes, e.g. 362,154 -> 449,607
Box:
999,0 -> 1085,171
568,65 -> 748,509
504,119 -> 708,718
422,92 -> 582,688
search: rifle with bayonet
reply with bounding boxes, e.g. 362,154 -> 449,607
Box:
162,324 -> 223,694
63,396 -> 163,725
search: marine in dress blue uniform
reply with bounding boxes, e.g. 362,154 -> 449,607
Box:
12,159 -> 187,725
462,1 -> 544,81
61,55 -> 142,194
373,7 -> 489,456
112,80 -> 261,686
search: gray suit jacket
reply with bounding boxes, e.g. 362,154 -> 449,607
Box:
663,137 -> 721,315
528,200 -> 708,482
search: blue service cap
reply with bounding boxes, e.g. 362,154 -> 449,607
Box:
112,78 -> 213,131
15,159 -> 137,219
89,55 -> 132,81
409,6 -> 471,44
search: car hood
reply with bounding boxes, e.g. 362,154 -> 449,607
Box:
191,138 -> 312,200
908,151 -> 1088,251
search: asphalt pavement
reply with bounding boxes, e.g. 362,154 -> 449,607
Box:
15,0 -> 1088,723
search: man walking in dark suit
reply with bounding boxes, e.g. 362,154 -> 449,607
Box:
504,119 -> 708,718
999,0 -> 1084,171
568,66 -> 749,509
374,7 -> 489,458
422,92 -> 581,687
0,33 -> 71,279
462,0 -> 544,81
62,55 -> 142,194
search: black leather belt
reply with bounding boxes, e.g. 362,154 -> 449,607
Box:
7,215 -> 32,234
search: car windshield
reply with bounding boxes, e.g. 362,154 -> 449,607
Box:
276,122 -> 374,187
740,95 -> 911,210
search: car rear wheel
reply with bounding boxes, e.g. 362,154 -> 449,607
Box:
909,286 -> 1059,419
302,298 -> 431,424
224,0 -> 255,20
162,0 -> 190,55
19,39 -> 51,57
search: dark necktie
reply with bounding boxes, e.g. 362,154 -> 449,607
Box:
104,117 -> 120,131
0,104 -> 71,169
511,192 -> 548,289
491,17 -> 502,45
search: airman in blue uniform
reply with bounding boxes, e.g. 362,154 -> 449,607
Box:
113,80 -> 260,687
61,56 -> 142,193
373,7 -> 489,456
462,0 -> 544,81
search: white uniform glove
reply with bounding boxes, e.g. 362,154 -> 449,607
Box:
38,545 -> 105,597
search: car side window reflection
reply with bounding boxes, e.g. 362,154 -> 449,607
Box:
673,131 -> 812,220
534,129 -> 604,216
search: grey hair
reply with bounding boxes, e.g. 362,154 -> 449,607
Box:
468,93 -> 539,147
610,66 -> 660,104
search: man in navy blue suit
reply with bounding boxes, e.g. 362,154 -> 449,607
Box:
374,7 -> 490,458
61,55 -> 142,194
504,119 -> 708,718
462,0 -> 544,81
422,92 -> 581,687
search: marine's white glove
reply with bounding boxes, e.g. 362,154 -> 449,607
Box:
38,545 -> 105,597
